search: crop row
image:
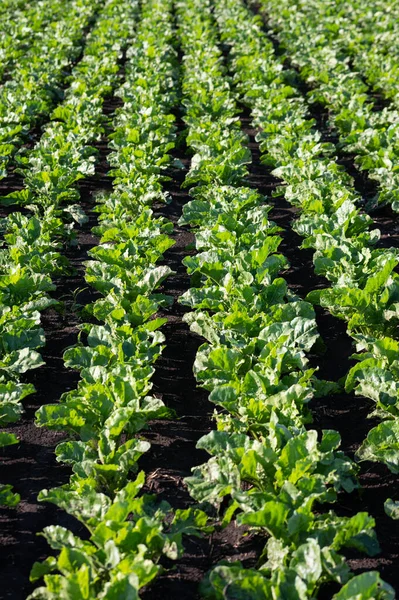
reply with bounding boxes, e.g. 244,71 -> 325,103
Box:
174,0 -> 394,597
218,0 -> 399,531
345,1 -> 399,106
27,0 -> 208,597
0,0 -> 98,180
256,0 -> 399,109
254,0 -> 399,213
0,0 -> 28,18
0,0 -> 138,507
0,0 -> 72,82
2,0 -> 398,597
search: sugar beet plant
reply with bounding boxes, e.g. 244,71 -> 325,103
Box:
0,0 -> 143,508
3,0 -> 399,597
258,0 -> 399,108
0,0 -> 100,508
214,0 -> 399,521
0,0 -> 100,180
28,1 -> 208,597
254,0 -> 399,213
0,0 -> 72,82
175,0 -> 394,597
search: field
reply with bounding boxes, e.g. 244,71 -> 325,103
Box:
1,0 -> 399,597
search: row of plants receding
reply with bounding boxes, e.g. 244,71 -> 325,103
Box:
251,0 -> 399,214
341,0 -> 399,108
173,0 -> 394,597
0,0 -> 98,180
219,0 -> 399,517
3,0 -> 398,597
0,0 -> 138,507
0,0 -> 66,81
216,0 -> 399,539
0,0 -> 28,18
255,0 -> 399,109
27,0 -> 209,597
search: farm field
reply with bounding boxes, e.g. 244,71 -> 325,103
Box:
1,0 -> 399,597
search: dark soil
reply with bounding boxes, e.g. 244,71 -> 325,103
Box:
0,91 -> 119,597
2,7 -> 399,599
0,89 -> 262,600
140,114 -> 263,599
0,8 -> 102,189
0,214 -> 98,598
244,5 -> 399,592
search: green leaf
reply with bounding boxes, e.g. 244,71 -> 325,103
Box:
201,563 -> 272,599
30,557 -> 58,582
332,572 -> 395,599
239,501 -> 289,538
290,540 -> 322,586
0,432 -> 19,448
364,258 -> 397,294
0,483 -> 20,507
357,420 -> 399,473
384,498 -> 399,520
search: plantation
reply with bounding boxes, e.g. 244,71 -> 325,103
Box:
0,0 -> 399,597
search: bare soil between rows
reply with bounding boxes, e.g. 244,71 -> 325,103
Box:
1,59 -> 399,600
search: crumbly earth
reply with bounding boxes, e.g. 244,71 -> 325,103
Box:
0,59 -> 399,600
